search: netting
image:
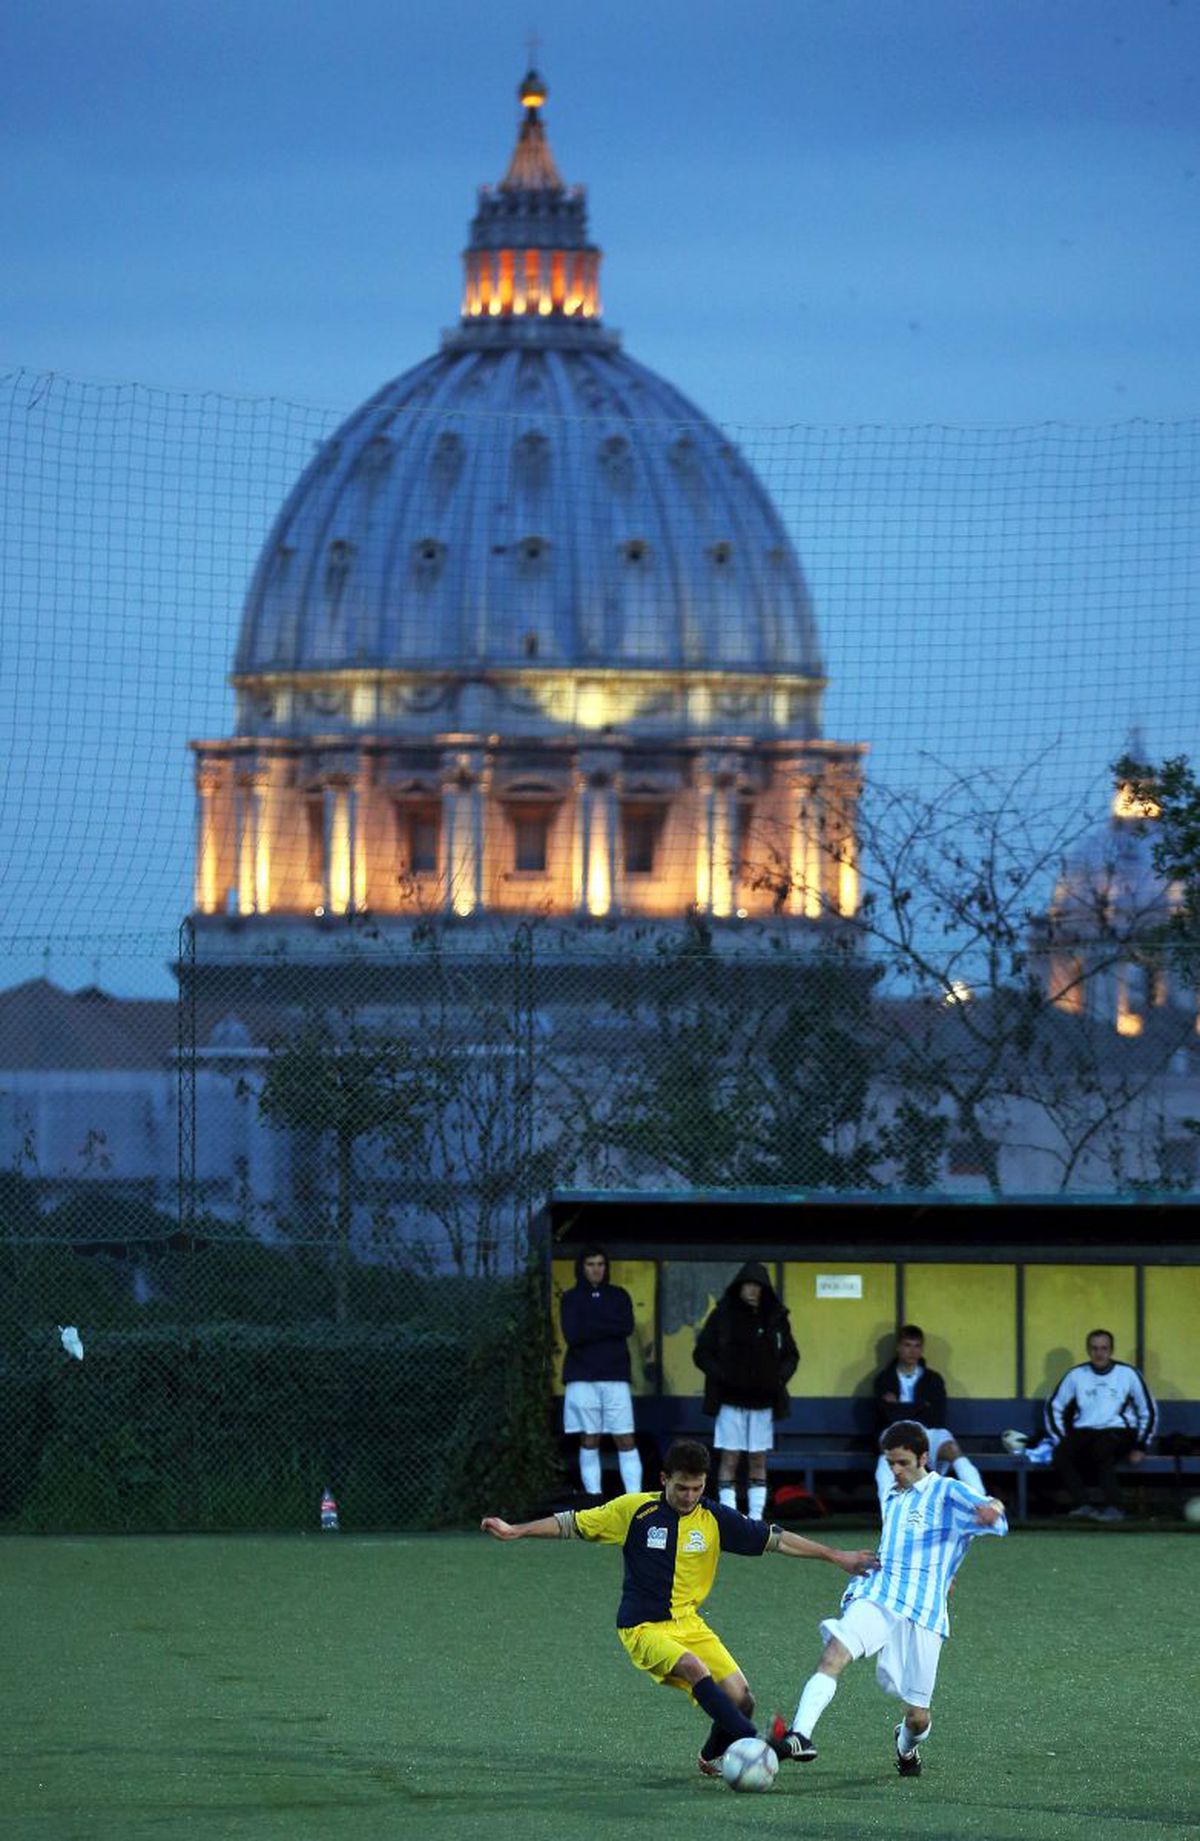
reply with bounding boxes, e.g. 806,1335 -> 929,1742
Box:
1,368 -> 1198,1529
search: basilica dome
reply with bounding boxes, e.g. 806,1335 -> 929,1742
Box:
194,71 -> 862,933
232,69 -> 824,742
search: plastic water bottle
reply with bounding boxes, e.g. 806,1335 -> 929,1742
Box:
320,1489 -> 339,1532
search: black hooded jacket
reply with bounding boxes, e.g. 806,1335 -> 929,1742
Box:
692,1261 -> 799,1419
560,1247 -> 635,1385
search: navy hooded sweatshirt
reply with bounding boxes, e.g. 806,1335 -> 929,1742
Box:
560,1248 -> 635,1385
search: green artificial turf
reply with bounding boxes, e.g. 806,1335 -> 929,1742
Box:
3,1525 -> 1198,1840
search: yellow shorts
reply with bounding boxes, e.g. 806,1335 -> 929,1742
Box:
618,1612 -> 741,1696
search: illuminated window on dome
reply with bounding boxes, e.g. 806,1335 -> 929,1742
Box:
734,797 -> 756,876
396,801 -> 440,876
622,804 -> 664,876
305,796 -> 325,887
512,811 -> 550,874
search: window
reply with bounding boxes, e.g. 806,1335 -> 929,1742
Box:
734,797 -> 756,877
396,801 -> 440,876
306,796 -> 326,886
512,811 -> 550,874
622,804 -> 664,876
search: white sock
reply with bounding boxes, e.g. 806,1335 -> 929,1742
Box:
618,1447 -> 643,1494
748,1484 -> 767,1520
875,1454 -> 892,1509
953,1455 -> 985,1494
794,1671 -> 838,1736
579,1447 -> 602,1495
899,1715 -> 929,1754
719,1485 -> 737,1510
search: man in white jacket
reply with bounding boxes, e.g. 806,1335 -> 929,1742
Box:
1045,1329 -> 1157,1522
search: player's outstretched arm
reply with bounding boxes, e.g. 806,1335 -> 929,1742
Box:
480,1514 -> 563,1540
973,1498 -> 1006,1527
773,1530 -> 879,1575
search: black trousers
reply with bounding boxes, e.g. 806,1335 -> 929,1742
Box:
1052,1428 -> 1137,1508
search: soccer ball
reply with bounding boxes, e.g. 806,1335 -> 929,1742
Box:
1183,1495 -> 1200,1526
1001,1428 -> 1029,1455
720,1736 -> 779,1793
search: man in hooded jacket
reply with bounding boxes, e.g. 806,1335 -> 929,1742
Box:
560,1246 -> 643,1499
693,1261 -> 799,1519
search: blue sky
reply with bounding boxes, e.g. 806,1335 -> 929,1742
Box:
1,0 -> 1198,996
5,0 -> 1198,423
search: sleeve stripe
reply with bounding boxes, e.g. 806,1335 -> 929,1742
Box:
1129,1366 -> 1157,1443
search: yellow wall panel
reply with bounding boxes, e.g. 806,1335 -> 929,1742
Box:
549,1257 -> 657,1396
1023,1265 -> 1135,1400
903,1264 -> 1017,1398
781,1262 -> 896,1397
660,1259 -> 729,1398
1144,1267 -> 1200,1399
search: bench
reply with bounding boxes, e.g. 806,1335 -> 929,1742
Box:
625,1397 -> 1200,1522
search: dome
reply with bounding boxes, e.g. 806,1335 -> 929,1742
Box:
232,70 -> 824,740
235,347 -> 821,683
191,71 -> 863,938
1050,784 -> 1175,932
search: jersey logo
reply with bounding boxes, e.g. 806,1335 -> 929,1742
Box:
682,1529 -> 708,1553
646,1526 -> 668,1550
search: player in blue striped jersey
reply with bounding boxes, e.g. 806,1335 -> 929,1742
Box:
772,1420 -> 1007,1778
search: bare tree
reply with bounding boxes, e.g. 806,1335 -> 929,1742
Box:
749,756 -> 1195,1194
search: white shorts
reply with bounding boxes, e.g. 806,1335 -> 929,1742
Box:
714,1405 -> 774,1453
923,1426 -> 958,1469
563,1380 -> 634,1436
820,1599 -> 942,1708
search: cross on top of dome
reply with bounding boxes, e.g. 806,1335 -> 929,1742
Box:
461,66 -> 602,329
500,65 -> 564,192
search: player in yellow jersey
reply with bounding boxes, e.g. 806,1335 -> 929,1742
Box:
482,1437 -> 876,1778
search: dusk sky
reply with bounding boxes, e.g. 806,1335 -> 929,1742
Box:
5,0 -> 1198,423
2,0 -> 1198,995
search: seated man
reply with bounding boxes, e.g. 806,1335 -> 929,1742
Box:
1045,1328 -> 1157,1522
870,1325 -> 985,1508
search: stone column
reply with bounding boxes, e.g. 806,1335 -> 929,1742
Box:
247,760 -> 276,915
695,752 -> 739,917
577,750 -> 619,916
825,761 -> 861,917
442,749 -> 485,916
235,763 -> 271,917
785,765 -> 824,919
194,756 -> 223,915
315,750 -> 361,915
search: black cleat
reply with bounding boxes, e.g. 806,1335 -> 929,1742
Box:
894,1723 -> 922,1777
768,1712 -> 817,1762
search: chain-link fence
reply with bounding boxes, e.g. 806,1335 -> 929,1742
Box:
2,372 -> 1199,1527
4,909 -> 1198,1531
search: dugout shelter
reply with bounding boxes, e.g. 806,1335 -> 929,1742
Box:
541,1189 -> 1200,1518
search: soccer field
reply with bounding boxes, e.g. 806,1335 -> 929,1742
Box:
3,1527 -> 1197,1841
